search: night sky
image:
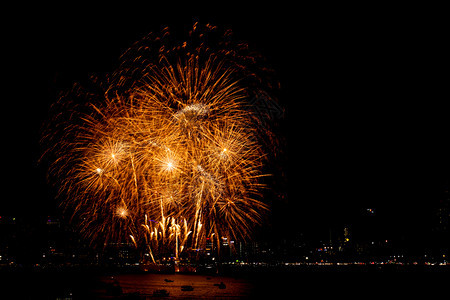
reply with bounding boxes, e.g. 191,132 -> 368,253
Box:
1,5 -> 448,247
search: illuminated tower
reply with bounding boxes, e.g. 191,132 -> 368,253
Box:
436,190 -> 449,232
434,188 -> 449,261
344,226 -> 351,244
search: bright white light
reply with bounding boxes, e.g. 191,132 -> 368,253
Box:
163,159 -> 175,171
117,207 -> 128,218
174,103 -> 209,119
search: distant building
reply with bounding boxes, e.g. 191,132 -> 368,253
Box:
431,188 -> 450,262
0,216 -> 17,225
436,190 -> 449,233
103,242 -> 139,266
343,226 -> 351,243
364,208 -> 376,216
0,216 -> 18,265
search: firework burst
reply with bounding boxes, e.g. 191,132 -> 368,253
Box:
43,23 -> 279,260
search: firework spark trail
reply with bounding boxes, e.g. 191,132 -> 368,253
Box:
43,23 -> 279,260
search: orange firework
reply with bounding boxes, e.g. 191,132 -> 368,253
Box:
43,23 -> 279,260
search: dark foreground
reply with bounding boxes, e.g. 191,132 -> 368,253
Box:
1,265 -> 448,299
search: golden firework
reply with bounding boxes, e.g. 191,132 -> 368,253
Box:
43,24 -> 278,260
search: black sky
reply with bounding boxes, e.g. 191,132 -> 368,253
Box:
1,5 -> 448,243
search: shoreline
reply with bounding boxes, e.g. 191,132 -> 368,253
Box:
1,262 -> 448,275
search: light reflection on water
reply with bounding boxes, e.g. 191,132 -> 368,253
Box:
102,273 -> 256,298
1,268 -> 446,299
100,268 -> 449,299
